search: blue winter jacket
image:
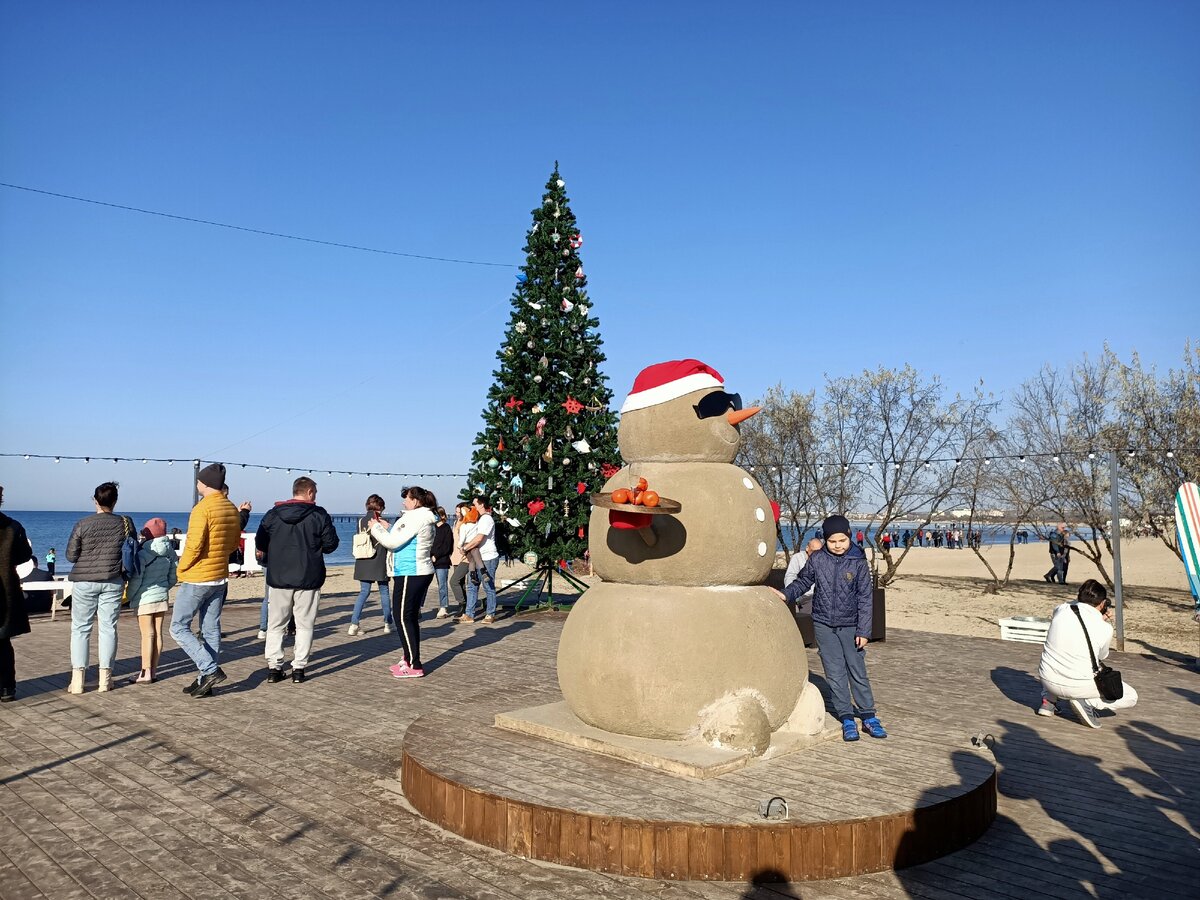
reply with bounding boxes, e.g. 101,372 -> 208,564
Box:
783,543 -> 873,637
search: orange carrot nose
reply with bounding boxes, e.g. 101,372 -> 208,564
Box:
727,406 -> 761,426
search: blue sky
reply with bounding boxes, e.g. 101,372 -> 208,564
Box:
1,1 -> 1196,512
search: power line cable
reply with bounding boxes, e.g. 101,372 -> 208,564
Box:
0,181 -> 516,268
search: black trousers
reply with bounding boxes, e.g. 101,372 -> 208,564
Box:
0,637 -> 14,691
391,574 -> 434,669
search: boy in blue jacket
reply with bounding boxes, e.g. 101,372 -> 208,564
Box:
782,514 -> 887,742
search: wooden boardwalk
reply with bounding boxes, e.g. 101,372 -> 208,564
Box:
1,591 -> 1197,899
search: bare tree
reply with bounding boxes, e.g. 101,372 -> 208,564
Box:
825,365 -> 998,587
1108,343 -> 1200,560
736,385 -> 823,559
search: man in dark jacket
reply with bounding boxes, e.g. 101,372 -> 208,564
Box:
1,485 -> 34,702
254,477 -> 338,684
781,514 -> 888,743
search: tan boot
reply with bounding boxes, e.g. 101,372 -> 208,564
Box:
98,668 -> 113,692
67,668 -> 85,694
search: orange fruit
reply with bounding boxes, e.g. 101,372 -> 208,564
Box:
641,490 -> 660,508
636,477 -> 648,491
611,488 -> 631,504
632,490 -> 644,505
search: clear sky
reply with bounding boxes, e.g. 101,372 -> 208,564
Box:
1,1 -> 1196,512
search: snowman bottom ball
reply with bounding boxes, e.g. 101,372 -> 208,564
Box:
557,583 -> 808,748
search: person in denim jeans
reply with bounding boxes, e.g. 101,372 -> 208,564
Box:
460,496 -> 500,624
65,481 -> 130,694
430,507 -> 455,619
170,464 -> 242,698
348,494 -> 392,636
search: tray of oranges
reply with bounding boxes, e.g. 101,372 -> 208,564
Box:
590,477 -> 681,515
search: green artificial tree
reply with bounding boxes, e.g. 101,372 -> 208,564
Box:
462,165 -> 620,603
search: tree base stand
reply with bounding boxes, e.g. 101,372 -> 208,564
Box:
497,563 -> 590,613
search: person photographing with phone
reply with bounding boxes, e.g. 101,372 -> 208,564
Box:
1037,579 -> 1138,727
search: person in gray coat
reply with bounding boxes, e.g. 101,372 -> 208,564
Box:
66,482 -> 132,694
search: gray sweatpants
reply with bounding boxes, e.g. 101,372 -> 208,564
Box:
266,588 -> 320,670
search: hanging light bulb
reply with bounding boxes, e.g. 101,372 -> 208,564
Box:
142,459 -> 148,464
1052,455 -> 1060,463
113,458 -> 118,464
1167,450 -> 1174,458
23,454 -> 29,460
85,457 -> 90,464
168,460 -> 174,466
54,457 -> 61,463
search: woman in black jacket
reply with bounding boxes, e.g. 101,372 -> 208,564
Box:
431,507 -> 455,619
0,485 -> 33,702
348,494 -> 393,636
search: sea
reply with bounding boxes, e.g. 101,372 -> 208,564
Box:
11,509 -> 1067,574
9,510 -> 370,573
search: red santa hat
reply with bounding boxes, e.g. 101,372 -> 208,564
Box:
620,359 -> 724,414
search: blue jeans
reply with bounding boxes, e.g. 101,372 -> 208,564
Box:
352,580 -> 392,625
70,581 -> 123,670
259,567 -> 270,630
170,582 -> 226,677
812,620 -> 877,721
434,567 -> 450,610
465,557 -> 499,618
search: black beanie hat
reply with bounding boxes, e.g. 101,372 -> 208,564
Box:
822,514 -> 851,539
197,462 -> 227,491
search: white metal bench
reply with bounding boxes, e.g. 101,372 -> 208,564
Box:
22,579 -> 73,621
998,616 -> 1051,643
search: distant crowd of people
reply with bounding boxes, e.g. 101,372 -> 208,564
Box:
0,467 -> 504,701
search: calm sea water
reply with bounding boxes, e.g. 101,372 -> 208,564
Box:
7,510 -> 368,573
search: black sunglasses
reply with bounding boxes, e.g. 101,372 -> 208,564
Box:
693,391 -> 742,420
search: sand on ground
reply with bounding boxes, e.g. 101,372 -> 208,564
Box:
220,537 -> 1198,660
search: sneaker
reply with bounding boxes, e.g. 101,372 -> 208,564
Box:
1068,698 -> 1101,729
482,614 -> 495,624
841,718 -> 860,742
457,615 -> 476,624
469,571 -> 481,586
389,661 -> 411,678
383,621 -> 393,634
256,630 -> 267,641
1036,697 -> 1057,717
267,668 -> 285,684
861,717 -> 888,739
435,608 -> 449,619
347,623 -> 361,636
395,666 -> 425,678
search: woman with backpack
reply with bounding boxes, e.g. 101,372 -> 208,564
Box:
125,517 -> 177,684
348,494 -> 393,636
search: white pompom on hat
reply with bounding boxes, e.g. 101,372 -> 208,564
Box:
619,359 -> 725,414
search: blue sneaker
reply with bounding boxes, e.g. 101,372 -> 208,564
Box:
862,716 -> 888,739
841,718 -> 860,742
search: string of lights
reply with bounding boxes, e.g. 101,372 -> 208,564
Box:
1,453 -> 467,480
741,446 -> 1189,473
0,182 -> 516,269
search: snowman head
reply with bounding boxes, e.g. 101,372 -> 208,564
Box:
618,359 -> 759,463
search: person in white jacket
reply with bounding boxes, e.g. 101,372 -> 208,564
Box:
369,486 -> 438,678
1037,579 -> 1138,728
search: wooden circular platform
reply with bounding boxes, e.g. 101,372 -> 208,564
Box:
401,708 -> 997,882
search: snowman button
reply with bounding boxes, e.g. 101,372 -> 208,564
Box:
757,541 -> 767,556
755,507 -> 765,522
742,477 -> 754,490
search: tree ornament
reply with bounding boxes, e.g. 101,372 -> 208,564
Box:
539,355 -> 549,369
526,301 -> 543,310
516,321 -> 527,333
583,377 -> 591,385
575,266 -> 584,280
516,272 -> 527,283
527,340 -> 535,348
497,437 -> 505,451
577,303 -> 589,316
569,233 -> 583,249
571,438 -> 592,453
556,178 -> 565,188
562,248 -> 570,257
577,481 -> 588,494
601,462 -> 621,479
543,444 -> 553,463
562,396 -> 583,414
536,416 -> 547,437
531,403 -> 544,414
551,231 -> 560,243
578,526 -> 585,538
548,475 -> 554,489
566,425 -> 575,439
528,498 -> 546,517
544,196 -> 553,205
545,521 -> 552,537
508,517 -> 521,528
487,457 -> 499,469
562,298 -> 574,313
587,462 -> 596,470
505,396 -> 524,411
533,374 -> 542,383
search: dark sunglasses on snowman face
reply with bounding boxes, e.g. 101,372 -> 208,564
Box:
693,391 -> 742,420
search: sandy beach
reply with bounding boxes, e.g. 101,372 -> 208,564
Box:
220,536 -> 1198,661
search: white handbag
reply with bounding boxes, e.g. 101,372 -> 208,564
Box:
351,526 -> 375,560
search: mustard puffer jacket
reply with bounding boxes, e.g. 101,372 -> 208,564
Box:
177,493 -> 243,583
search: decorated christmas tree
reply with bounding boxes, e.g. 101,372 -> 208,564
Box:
462,165 -> 620,567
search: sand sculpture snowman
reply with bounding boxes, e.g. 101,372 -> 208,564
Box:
557,359 -> 825,756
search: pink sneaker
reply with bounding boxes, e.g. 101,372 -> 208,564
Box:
395,667 -> 425,678
389,661 -> 410,678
